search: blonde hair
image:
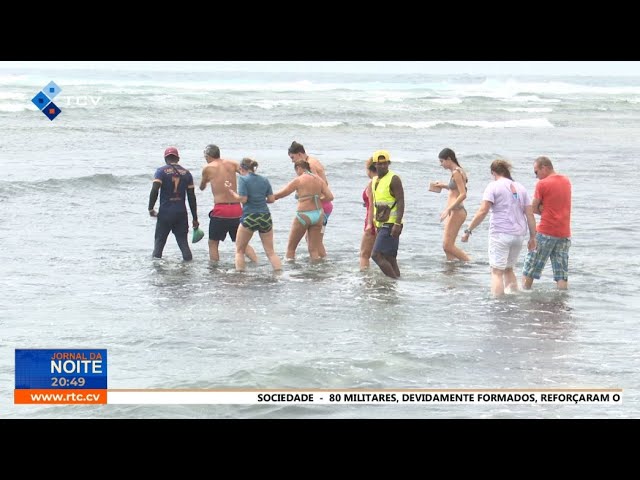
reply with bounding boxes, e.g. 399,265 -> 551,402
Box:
365,157 -> 376,171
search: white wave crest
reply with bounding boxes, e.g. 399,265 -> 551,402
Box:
372,118 -> 553,129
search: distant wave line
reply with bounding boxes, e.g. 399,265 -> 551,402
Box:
371,118 -> 554,129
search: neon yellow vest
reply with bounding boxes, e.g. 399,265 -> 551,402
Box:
372,170 -> 401,228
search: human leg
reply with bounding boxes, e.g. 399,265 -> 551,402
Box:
504,268 -> 517,292
229,217 -> 257,263
208,215 -> 227,262
306,223 -> 324,261
388,255 -> 401,278
371,226 -> 400,278
503,234 -> 526,292
550,237 -> 571,290
359,229 -> 376,270
171,212 -> 192,261
491,267 -> 506,297
234,224 -> 254,271
442,208 -> 470,261
259,229 -> 282,271
286,217 -> 308,260
488,233 -> 514,296
152,213 -> 172,258
522,233 -> 552,289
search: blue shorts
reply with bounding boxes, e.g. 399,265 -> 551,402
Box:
522,233 -> 571,281
372,224 -> 399,257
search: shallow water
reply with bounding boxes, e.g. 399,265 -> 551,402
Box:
1,64 -> 638,418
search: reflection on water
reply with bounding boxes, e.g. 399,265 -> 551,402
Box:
488,290 -> 575,342
150,259 -> 197,288
473,290 -> 578,387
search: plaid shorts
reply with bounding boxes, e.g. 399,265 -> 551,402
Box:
522,233 -> 571,281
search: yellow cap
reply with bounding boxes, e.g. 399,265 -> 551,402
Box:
372,150 -> 391,163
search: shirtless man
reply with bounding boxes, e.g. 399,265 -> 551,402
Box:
199,144 -> 257,263
287,141 -> 333,258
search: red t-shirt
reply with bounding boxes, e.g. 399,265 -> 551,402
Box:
535,174 -> 572,238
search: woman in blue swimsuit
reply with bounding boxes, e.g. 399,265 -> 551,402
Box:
274,159 -> 334,261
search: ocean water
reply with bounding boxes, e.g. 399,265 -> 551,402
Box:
1,62 -> 639,419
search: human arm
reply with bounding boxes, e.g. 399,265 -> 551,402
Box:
148,181 -> 161,216
531,181 -> 543,214
389,175 -> 405,238
365,181 -> 374,234
228,190 -> 247,203
273,178 -> 299,200
199,166 -> 209,191
531,197 -> 543,215
310,159 -> 328,185
230,176 -> 248,203
439,171 -> 467,222
524,205 -> 537,252
265,179 -> 275,204
461,200 -> 491,242
319,179 -> 334,203
186,186 -> 199,228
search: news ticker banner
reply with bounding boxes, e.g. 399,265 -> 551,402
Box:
14,349 -> 622,406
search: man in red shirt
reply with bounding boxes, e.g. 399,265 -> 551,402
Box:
522,156 -> 572,290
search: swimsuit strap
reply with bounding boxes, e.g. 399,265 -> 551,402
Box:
296,193 -> 321,210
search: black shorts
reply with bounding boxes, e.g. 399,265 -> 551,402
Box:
209,213 -> 240,242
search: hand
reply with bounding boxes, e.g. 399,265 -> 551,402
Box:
149,209 -> 157,217
527,237 -> 536,252
439,208 -> 451,222
461,232 -> 470,243
193,219 -> 200,229
390,224 -> 403,237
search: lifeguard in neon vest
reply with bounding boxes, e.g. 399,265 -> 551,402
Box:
370,150 -> 405,279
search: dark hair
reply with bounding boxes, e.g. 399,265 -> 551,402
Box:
490,159 -> 513,180
294,159 -> 310,171
240,157 -> 258,172
204,144 -> 220,158
439,147 -> 460,167
288,141 -> 306,155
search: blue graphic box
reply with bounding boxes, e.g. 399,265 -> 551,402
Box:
15,349 -> 108,389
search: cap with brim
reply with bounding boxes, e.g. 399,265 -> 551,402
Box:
164,146 -> 180,159
372,150 -> 391,163
192,227 -> 205,243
